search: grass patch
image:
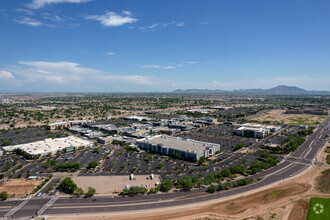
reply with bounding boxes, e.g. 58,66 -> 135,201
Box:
265,190 -> 280,201
315,169 -> 330,194
307,197 -> 330,220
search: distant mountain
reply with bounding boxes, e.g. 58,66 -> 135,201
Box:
173,85 -> 330,95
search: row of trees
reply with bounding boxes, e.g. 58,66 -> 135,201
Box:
55,162 -> 82,171
120,175 -> 255,196
207,177 -> 253,193
32,175 -> 53,194
120,186 -> 148,196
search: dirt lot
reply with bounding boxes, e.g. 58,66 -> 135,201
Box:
249,109 -> 327,125
0,179 -> 42,197
73,175 -> 161,194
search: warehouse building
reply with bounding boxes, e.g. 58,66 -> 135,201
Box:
136,135 -> 220,160
3,136 -> 93,157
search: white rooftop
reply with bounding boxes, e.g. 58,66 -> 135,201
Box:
139,135 -> 219,155
3,136 -> 92,156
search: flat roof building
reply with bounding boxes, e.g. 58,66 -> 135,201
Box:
235,126 -> 269,138
47,120 -> 94,130
136,135 -> 220,160
3,136 -> 93,157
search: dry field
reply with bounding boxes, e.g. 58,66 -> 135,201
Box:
73,175 -> 161,194
0,179 -> 42,197
249,109 -> 327,125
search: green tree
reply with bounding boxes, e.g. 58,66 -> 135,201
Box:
88,161 -> 98,169
158,180 -> 173,192
75,187 -> 84,195
59,177 -> 77,194
207,185 -> 217,193
85,187 -> 96,197
197,156 -> 207,166
2,140 -> 11,146
220,168 -> 231,178
181,178 -> 194,191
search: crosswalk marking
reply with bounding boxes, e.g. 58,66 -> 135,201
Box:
2,196 -> 33,219
37,195 -> 59,216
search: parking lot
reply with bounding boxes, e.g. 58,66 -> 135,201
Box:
178,124 -> 256,153
0,127 -> 66,147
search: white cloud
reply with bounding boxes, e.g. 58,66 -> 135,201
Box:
181,61 -> 196,64
199,21 -> 209,25
45,75 -> 65,83
105,52 -> 115,55
0,70 -> 15,79
138,21 -> 185,31
148,23 -> 159,29
15,17 -> 42,26
15,8 -> 34,15
164,66 -> 176,69
37,69 -> 51,74
176,22 -> 185,27
26,0 -> 93,9
143,61 -> 196,70
122,11 -> 132,16
86,11 -> 137,27
143,65 -> 162,69
1,61 -> 160,92
42,13 -> 65,22
100,74 -> 156,86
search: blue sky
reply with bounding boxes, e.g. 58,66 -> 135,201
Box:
0,0 -> 330,92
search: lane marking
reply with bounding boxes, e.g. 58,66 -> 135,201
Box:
2,196 -> 33,219
38,195 -> 60,216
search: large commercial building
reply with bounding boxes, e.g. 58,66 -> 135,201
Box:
47,120 -> 94,130
136,135 -> 220,160
235,126 -> 269,138
3,136 -> 93,157
235,123 -> 281,138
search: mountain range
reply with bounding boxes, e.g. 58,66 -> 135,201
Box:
173,85 -> 330,95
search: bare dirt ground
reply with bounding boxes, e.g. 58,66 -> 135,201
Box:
249,109 -> 327,125
73,175 -> 161,194
0,179 -> 42,197
48,143 -> 330,220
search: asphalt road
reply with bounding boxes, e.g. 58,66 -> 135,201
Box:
1,117 -> 329,219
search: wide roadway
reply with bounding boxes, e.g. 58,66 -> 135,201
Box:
1,117 -> 329,218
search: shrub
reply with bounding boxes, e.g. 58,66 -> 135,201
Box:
0,191 -> 8,200
207,185 -> 217,193
85,187 -> 96,197
88,161 -> 98,169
